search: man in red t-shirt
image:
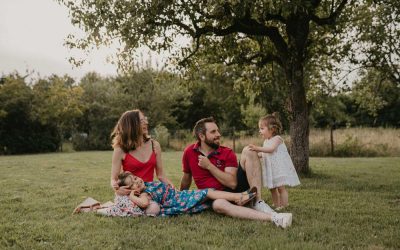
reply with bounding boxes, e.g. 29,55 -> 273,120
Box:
180,117 -> 291,226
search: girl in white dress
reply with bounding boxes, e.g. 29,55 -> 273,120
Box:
249,113 -> 300,209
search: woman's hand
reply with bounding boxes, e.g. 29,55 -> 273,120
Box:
111,179 -> 119,190
115,185 -> 132,196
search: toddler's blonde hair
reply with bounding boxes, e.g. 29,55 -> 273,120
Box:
260,112 -> 283,136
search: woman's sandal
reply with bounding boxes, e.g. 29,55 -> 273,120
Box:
73,197 -> 101,214
236,186 -> 257,206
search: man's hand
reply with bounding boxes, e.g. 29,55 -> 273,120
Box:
198,155 -> 212,170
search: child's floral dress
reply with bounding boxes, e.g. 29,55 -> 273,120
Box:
105,195 -> 144,217
144,181 -> 210,216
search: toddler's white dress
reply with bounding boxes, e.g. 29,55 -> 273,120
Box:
261,136 -> 301,189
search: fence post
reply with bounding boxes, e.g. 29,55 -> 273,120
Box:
232,127 -> 236,153
330,124 -> 335,155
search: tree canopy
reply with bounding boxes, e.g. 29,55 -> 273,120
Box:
59,0 -> 399,173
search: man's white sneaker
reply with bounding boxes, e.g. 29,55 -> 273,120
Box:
272,213 -> 292,228
252,200 -> 275,214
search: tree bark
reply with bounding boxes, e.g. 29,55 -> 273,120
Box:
287,69 -> 310,174
285,15 -> 310,174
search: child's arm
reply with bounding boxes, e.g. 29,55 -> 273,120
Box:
129,192 -> 151,209
248,136 -> 282,153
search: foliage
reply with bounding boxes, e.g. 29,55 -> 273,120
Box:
152,125 -> 170,149
0,74 -> 61,154
60,0 -> 375,173
350,0 -> 400,85
310,94 -> 352,128
174,63 -> 249,131
71,70 -> 191,150
72,72 -> 122,151
351,69 -> 400,126
1,152 -> 399,249
32,75 -> 84,148
240,97 -> 267,130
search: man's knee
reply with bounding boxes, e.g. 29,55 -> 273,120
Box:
212,199 -> 231,214
242,146 -> 251,155
242,146 -> 258,159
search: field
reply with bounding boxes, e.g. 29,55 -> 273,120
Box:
178,127 -> 400,157
0,152 -> 399,249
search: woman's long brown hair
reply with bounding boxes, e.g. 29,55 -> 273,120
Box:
111,110 -> 147,152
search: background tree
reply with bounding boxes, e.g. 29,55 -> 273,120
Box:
350,69 -> 400,127
32,75 -> 84,151
351,1 -> 400,86
73,70 -> 191,150
60,0 -> 362,173
0,74 -> 60,154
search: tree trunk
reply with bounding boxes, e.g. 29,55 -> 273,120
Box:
288,72 -> 310,174
285,15 -> 310,174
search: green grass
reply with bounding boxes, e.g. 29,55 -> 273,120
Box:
0,152 -> 399,249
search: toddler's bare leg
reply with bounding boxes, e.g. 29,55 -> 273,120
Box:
270,188 -> 280,207
277,186 -> 288,207
206,189 -> 241,202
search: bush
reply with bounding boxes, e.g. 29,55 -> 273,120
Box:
152,125 -> 170,149
333,135 -> 383,157
71,132 -> 111,151
0,121 -> 60,155
168,129 -> 193,151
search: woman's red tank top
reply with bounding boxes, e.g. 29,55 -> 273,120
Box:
122,141 -> 156,182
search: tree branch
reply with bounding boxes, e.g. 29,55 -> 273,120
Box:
178,37 -> 201,67
194,18 -> 288,58
226,52 -> 282,67
264,13 -> 286,23
310,0 -> 349,25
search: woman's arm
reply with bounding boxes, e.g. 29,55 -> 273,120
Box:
153,140 -> 174,186
248,136 -> 282,153
111,147 -> 131,195
129,192 -> 151,209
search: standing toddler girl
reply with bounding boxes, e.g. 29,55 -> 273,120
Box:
249,113 -> 300,209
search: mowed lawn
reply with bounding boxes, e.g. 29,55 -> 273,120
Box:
0,151 -> 399,249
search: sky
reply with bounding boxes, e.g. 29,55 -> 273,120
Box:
0,0 -> 119,80
0,0 -> 358,84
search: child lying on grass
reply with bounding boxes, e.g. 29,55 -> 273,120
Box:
112,171 -> 257,216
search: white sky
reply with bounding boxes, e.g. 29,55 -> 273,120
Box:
0,0 -> 358,85
0,0 -> 119,80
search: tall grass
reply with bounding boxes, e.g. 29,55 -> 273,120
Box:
167,128 -> 400,157
309,127 -> 400,157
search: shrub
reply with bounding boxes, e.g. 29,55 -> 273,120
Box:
152,125 -> 170,149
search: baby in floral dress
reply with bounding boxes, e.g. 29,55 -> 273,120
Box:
117,172 -> 256,216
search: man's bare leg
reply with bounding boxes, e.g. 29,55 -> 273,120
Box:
212,199 -> 293,228
212,199 -> 271,221
240,146 -> 263,200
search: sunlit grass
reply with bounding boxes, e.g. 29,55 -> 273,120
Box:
0,152 -> 399,249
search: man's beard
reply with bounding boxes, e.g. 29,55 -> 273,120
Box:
204,137 -> 220,149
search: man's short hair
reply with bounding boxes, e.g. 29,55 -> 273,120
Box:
193,117 -> 216,142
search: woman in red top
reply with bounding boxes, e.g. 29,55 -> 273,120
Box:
110,109 -> 173,214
